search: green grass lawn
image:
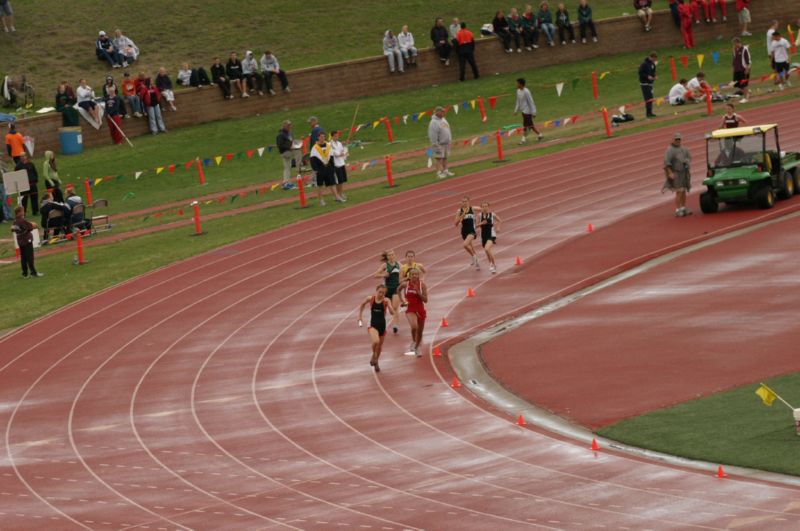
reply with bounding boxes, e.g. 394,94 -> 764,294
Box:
0,0 -> 638,93
599,375 -> 800,476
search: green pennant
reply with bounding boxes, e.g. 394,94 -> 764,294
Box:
142,215 -> 150,222
122,191 -> 136,201
572,78 -> 580,90
230,194 -> 239,203
236,152 -> 244,159
116,174 -> 124,181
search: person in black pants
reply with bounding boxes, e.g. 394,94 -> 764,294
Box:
430,17 -> 452,65
210,57 -> 232,99
638,52 -> 658,118
492,10 -> 513,52
456,22 -> 479,82
15,154 -> 39,216
11,205 -> 42,278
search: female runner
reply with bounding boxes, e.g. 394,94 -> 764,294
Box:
400,249 -> 427,281
454,196 -> 481,270
358,285 -> 395,372
373,250 -> 402,334
399,268 -> 428,357
478,201 -> 501,274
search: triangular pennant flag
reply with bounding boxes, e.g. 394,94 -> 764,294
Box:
508,128 -> 516,136
203,158 -> 211,167
218,196 -> 226,204
177,209 -> 184,216
185,160 -> 195,170
427,157 -> 433,168
488,96 -> 497,109
260,186 -> 268,194
142,215 -> 150,222
696,54 -> 705,69
156,167 -> 164,175
153,212 -> 162,218
168,164 -> 175,174
135,171 -> 143,180
267,146 -> 273,153
270,182 -> 281,191
544,120 -> 552,128
470,99 -> 476,110
571,115 -> 579,124
225,153 -> 234,161
103,176 -> 112,181
712,51 -> 720,64
680,55 -> 688,68
369,159 -> 377,167
230,194 -> 238,203
463,139 -> 470,145
122,191 -> 135,201
236,152 -> 244,159
471,137 -> 479,146
361,162 -> 369,170
239,191 -> 247,198
563,117 -> 572,125
555,82 -> 564,97
402,114 -> 409,124
599,71 -> 611,80
115,174 -> 124,181
554,120 -> 561,127
393,116 -> 400,125
411,113 -> 418,122
204,200 -> 213,205
246,149 -> 255,158
426,148 -> 433,157
372,120 -> 380,129
214,156 -> 223,166
453,105 -> 458,115
480,135 -> 487,145
257,147 -> 265,157
571,78 -> 580,90
94,177 -> 103,186
349,164 -> 358,171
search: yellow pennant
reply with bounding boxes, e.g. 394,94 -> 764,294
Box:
755,384 -> 777,406
470,100 -> 476,110
599,71 -> 611,80
156,167 -> 164,175
270,183 -> 281,191
93,178 -> 103,186
215,156 -> 223,166
697,54 -> 705,69
372,120 -> 380,129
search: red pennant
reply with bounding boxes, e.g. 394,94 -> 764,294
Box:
260,186 -> 268,194
225,153 -> 234,161
246,149 -> 255,158
393,116 -> 400,125
168,164 -> 176,173
463,139 -> 469,145
177,209 -> 184,216
350,164 -> 358,171
680,55 -> 689,68
571,115 -> 579,124
153,212 -> 162,218
239,191 -> 247,198
488,96 -> 497,110
6,197 -> 12,205
103,176 -> 112,181
185,160 -> 195,170
218,196 -> 226,204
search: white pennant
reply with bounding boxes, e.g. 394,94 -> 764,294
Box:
361,162 -> 369,170
427,157 -> 433,168
135,171 -> 143,180
257,147 -> 265,157
402,114 -> 409,124
555,83 -> 564,97
470,137 -> 479,146
453,104 -> 459,114
563,117 -> 571,125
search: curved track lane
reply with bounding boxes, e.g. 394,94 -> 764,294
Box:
2,100 -> 800,529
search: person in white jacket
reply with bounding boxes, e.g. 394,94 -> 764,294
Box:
428,106 -> 453,178
383,30 -> 404,73
260,51 -> 291,94
76,78 -> 101,124
514,78 -> 543,144
330,129 -> 349,201
397,25 -> 418,67
113,29 -> 139,65
242,51 -> 264,95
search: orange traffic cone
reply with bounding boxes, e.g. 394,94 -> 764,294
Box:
433,346 -> 442,357
516,415 -> 525,426
716,465 -> 727,478
587,223 -> 594,233
467,288 -> 475,297
451,376 -> 461,388
590,438 -> 600,451
441,316 -> 449,327
515,256 -> 523,266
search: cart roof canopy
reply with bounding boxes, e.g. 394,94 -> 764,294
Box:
709,124 -> 778,139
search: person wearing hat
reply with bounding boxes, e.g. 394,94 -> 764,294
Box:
276,120 -> 300,190
95,30 -> 124,68
5,122 -> 27,165
428,106 -> 454,179
663,132 -> 692,217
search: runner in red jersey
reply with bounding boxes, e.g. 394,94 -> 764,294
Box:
399,268 -> 428,357
358,285 -> 395,372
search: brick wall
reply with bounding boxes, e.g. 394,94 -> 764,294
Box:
16,0 -> 788,154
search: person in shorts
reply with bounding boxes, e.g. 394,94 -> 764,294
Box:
769,32 -> 791,90
731,37 -> 751,102
428,106 -> 453,179
736,0 -> 751,36
1,0 -> 15,32
479,201 -> 501,274
358,285 -> 394,372
663,132 -> 692,217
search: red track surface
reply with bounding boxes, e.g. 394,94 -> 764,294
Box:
2,100 -> 800,529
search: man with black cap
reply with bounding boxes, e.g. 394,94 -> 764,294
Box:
95,30 -> 124,68
663,132 -> 692,217
638,51 -> 658,118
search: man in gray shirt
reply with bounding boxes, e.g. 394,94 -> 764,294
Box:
514,78 -> 543,144
663,132 -> 692,217
428,106 -> 454,179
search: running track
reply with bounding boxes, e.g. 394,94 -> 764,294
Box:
2,100 -> 800,530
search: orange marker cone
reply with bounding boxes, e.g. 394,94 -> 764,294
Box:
587,223 -> 594,233
467,288 -> 475,297
515,256 -> 523,266
451,377 -> 461,388
716,465 -> 727,478
441,317 -> 449,327
516,415 -> 526,426
433,346 -> 442,357
590,438 -> 600,451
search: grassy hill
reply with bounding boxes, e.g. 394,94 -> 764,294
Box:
1,0 -> 634,98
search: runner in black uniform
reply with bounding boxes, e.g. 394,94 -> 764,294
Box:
358,285 -> 394,372
479,201 -> 502,274
454,196 -> 482,270
373,251 -> 402,334
720,103 -> 747,129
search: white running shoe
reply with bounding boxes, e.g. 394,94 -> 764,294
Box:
404,342 -> 416,356
437,171 -> 446,179
445,170 -> 455,176
490,264 -> 497,274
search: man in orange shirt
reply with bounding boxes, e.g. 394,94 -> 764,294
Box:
456,22 -> 480,82
5,123 -> 27,165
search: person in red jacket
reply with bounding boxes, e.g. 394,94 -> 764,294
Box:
139,78 -> 167,135
678,0 -> 695,49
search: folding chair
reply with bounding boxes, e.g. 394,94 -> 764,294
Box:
89,198 -> 112,233
70,203 -> 91,233
44,209 -> 66,242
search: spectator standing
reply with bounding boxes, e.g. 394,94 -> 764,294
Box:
96,31 -> 124,68
456,22 -> 479,82
521,5 -> 540,49
668,0 -> 681,27
242,51 -> 264,95
537,2 -> 556,46
383,30 -> 404,73
177,63 -> 211,88
0,157 -> 11,222
578,0 -> 598,43
555,3 -> 576,45
397,25 -> 418,67
634,0 -> 654,32
330,129 -> 348,201
260,51 -> 291,94
492,10 -> 514,53
507,8 -> 527,52
141,79 -> 167,135
1,0 -> 14,32
226,51 -> 247,97
121,73 -> 143,117
309,133 -> 343,206
211,57 -> 233,99
155,67 -> 177,111
430,18 -> 452,65
42,151 -> 64,203
678,0 -> 695,49
15,154 -> 38,216
766,20 -> 778,58
639,52 -> 658,118
668,79 -> 690,105
113,29 -> 139,65
736,0 -> 751,36
276,120 -> 300,190
10,205 -> 42,278
663,132 -> 692,217
5,122 -> 27,164
308,116 -> 323,147
514,78 -> 543,143
731,37 -> 751,102
769,32 -> 791,90
76,78 -> 102,124
428,106 -> 454,179
104,86 -> 125,145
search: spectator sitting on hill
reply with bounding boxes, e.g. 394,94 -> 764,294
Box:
634,0 -> 654,32
242,51 -> 264,95
210,57 -> 233,99
578,0 -> 598,43
430,17 -> 452,65
96,30 -> 125,68
492,10 -> 514,53
383,30 -> 404,73
113,29 -> 139,65
226,51 -> 247,97
260,50 -> 291,95
537,2 -> 556,46
140,78 -> 167,135
555,3 -> 576,44
668,78 -> 691,105
155,67 -> 177,111
177,62 -> 211,88
121,72 -> 143,117
42,151 -> 64,203
522,5 -> 540,49
397,25 -> 418,67
40,192 -> 71,238
507,8 -> 527,52
55,81 -> 79,126
102,75 -> 128,118
76,78 -> 101,124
